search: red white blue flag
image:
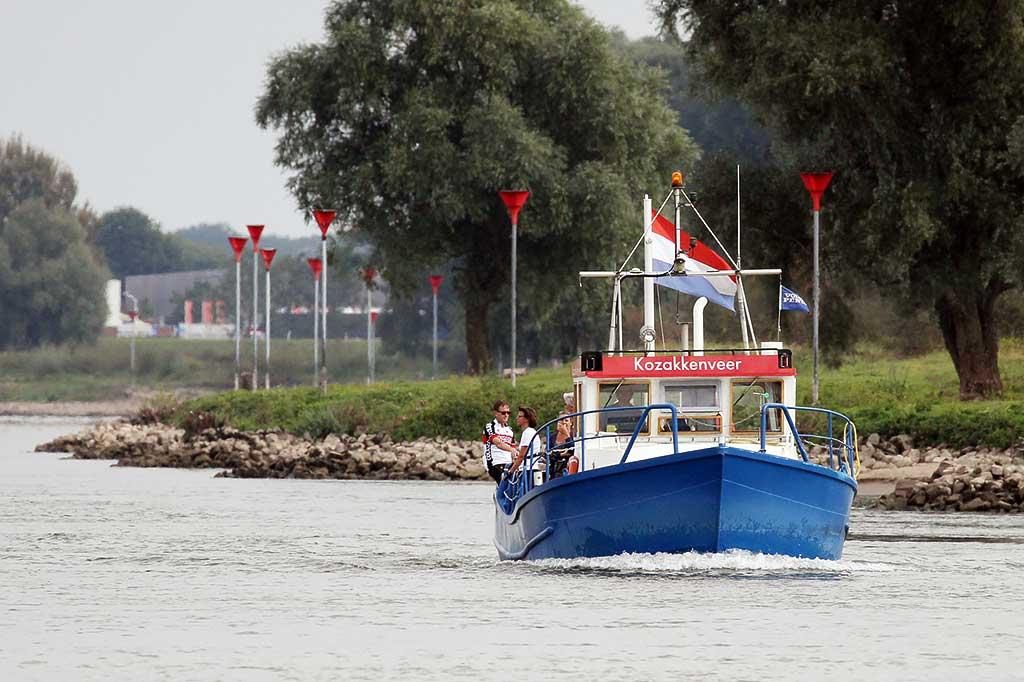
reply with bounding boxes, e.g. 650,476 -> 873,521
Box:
650,212 -> 737,311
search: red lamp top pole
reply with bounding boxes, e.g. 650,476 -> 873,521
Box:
428,274 -> 444,295
306,257 -> 323,279
800,172 -> 834,212
312,209 -> 336,240
370,311 -> 379,324
260,247 -> 278,271
362,266 -> 377,285
246,224 -> 265,251
498,190 -> 530,224
228,236 -> 248,263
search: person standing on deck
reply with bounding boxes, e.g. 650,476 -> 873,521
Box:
482,400 -> 517,483
508,406 -> 539,475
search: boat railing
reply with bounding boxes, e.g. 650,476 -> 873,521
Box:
759,403 -> 860,477
500,403 -> 680,505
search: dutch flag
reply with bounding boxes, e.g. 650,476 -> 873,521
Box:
650,212 -> 737,311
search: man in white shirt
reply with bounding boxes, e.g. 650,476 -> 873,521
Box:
482,399 -> 517,483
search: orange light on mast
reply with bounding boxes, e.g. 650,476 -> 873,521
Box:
671,171 -> 685,188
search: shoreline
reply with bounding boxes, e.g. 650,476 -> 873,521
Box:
0,399 -> 143,418
29,418 -> 1024,511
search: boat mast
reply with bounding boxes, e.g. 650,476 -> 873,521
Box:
642,194 -> 655,355
737,165 -> 750,350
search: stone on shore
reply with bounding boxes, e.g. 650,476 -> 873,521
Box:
34,422 -> 1024,511
35,420 -> 490,482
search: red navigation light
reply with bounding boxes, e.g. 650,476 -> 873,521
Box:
260,247 -> 277,270
362,266 -> 376,285
800,172 -> 834,211
671,171 -> 684,188
312,209 -> 336,239
370,311 -> 379,324
246,224 -> 265,250
228,236 -> 248,262
498,190 -> 530,224
428,274 -> 444,295
306,257 -> 323,279
128,311 -> 137,322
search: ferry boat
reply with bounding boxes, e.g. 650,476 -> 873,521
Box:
494,175 -> 859,561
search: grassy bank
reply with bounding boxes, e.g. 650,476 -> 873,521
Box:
0,337 -> 444,401
8,336 -> 1024,448
179,341 -> 1024,448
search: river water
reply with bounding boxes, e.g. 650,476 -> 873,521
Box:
2,418 -> 1023,681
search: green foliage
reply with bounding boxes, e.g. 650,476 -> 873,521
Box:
256,0 -> 698,372
176,343 -> 1024,447
0,135 -> 77,223
0,337 -> 460,401
0,200 -> 108,348
183,369 -> 568,441
0,137 -> 107,349
94,207 -> 220,278
175,222 -> 327,258
655,1 -> 1024,396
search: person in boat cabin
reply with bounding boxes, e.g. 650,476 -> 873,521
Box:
482,400 -> 517,483
508,406 -> 539,475
547,413 -> 577,478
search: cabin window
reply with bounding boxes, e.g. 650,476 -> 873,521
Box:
598,381 -> 650,434
663,383 -> 719,411
731,379 -> 784,433
658,414 -> 722,434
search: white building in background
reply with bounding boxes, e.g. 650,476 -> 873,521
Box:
104,279 -> 122,328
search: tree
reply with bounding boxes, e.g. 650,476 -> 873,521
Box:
94,207 -> 220,278
0,135 -> 77,224
656,1 -> 1024,398
0,137 -> 109,348
0,200 -> 109,348
256,0 -> 697,373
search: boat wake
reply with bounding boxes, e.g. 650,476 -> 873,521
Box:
525,549 -> 896,575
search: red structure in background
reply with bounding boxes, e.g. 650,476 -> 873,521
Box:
184,300 -> 194,324
201,300 -> 214,324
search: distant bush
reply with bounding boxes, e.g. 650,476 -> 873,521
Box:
182,371 -> 571,442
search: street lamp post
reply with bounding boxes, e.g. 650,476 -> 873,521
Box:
799,172 -> 834,405
123,291 -> 138,384
370,310 -> 379,384
246,225 -> 265,390
312,209 -> 336,393
306,258 -> 323,388
428,275 -> 444,379
228,236 -> 248,390
363,267 -> 376,385
260,248 -> 277,389
498,189 -> 530,387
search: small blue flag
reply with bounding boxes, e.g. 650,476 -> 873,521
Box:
780,285 -> 810,313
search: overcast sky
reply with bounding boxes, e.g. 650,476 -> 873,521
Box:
0,1 -> 658,239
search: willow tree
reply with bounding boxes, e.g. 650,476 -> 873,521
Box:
256,0 -> 696,373
0,137 -> 108,348
657,1 -> 1024,398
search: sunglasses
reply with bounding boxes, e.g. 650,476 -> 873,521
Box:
497,410 -> 511,415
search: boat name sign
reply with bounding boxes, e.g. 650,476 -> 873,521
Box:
585,354 -> 795,378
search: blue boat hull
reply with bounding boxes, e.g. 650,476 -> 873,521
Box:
494,446 -> 857,561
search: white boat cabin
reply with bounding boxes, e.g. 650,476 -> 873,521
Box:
564,344 -> 799,471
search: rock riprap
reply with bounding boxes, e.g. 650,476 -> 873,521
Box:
35,421 -> 489,482
36,422 -> 1024,510
805,432 -> 1024,512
